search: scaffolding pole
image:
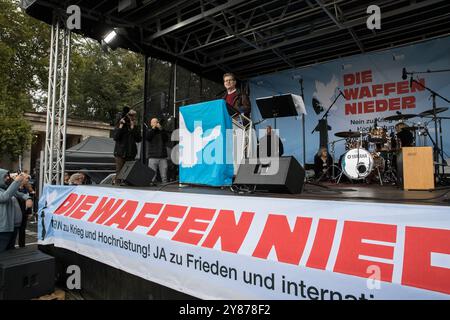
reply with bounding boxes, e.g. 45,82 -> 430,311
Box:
42,16 -> 71,186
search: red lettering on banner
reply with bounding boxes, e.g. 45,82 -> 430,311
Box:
126,202 -> 163,232
402,96 -> 415,109
389,97 -> 401,111
172,207 -> 215,245
70,195 -> 99,220
376,100 -> 388,112
201,210 -> 254,253
54,193 -> 78,215
364,101 -> 374,113
252,215 -> 312,265
343,70 -> 372,86
397,81 -> 409,94
359,86 -> 372,99
306,219 -> 337,270
372,84 -> 383,97
383,83 -> 396,96
88,197 -> 124,224
402,227 -> 450,294
64,195 -> 86,217
411,78 -> 425,92
147,204 -> 187,236
345,103 -> 357,115
333,221 -> 396,282
104,200 -> 139,229
346,97 -> 416,115
361,70 -> 372,83
344,88 -> 359,100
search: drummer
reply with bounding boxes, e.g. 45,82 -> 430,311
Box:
394,122 -> 414,148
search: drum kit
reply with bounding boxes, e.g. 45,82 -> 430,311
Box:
327,107 -> 449,184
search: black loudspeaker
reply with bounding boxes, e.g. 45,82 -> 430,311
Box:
0,247 -> 55,300
116,160 -> 155,186
234,156 -> 305,194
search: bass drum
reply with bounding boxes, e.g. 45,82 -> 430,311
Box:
341,148 -> 374,180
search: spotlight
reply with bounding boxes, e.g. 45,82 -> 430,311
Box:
101,28 -> 122,51
104,30 -> 118,44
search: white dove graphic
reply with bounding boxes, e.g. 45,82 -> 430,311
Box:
313,75 -> 339,113
179,113 -> 222,168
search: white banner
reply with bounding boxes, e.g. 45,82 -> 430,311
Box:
38,185 -> 450,299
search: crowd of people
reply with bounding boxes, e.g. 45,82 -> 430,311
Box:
0,169 -> 35,252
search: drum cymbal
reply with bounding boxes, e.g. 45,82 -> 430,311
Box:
335,131 -> 366,138
383,114 -> 417,121
419,107 -> 448,117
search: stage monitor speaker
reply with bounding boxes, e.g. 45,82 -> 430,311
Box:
234,156 -> 305,194
116,160 -> 155,186
397,146 -> 435,190
0,247 -> 55,300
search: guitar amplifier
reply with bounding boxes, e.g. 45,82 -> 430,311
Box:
0,247 -> 55,300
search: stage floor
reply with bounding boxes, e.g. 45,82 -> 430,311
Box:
100,182 -> 450,207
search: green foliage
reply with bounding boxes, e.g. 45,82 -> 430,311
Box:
0,116 -> 32,160
0,0 -> 223,162
69,38 -> 146,123
0,0 -> 49,160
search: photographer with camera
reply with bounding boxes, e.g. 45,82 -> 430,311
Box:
112,107 -> 142,185
0,169 -> 32,252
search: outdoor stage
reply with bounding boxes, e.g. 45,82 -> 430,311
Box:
37,182 -> 450,300
141,182 -> 450,207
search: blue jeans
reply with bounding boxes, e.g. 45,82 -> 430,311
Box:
0,232 -> 13,253
148,158 -> 168,183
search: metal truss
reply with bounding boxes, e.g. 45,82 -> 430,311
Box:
232,113 -> 254,159
28,0 -> 450,81
43,16 -> 71,185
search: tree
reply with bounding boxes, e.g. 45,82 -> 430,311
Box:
0,0 -> 50,159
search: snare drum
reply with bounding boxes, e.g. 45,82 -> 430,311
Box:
341,148 -> 374,180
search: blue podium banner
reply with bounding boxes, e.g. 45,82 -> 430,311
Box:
179,99 -> 233,186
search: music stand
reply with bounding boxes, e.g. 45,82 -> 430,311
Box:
256,94 -> 302,129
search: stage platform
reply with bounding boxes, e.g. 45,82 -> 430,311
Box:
101,182 -> 450,207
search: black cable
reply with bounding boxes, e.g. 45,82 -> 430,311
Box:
157,180 -> 179,191
230,184 -> 256,194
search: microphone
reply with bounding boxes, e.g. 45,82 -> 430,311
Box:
402,68 -> 407,80
312,97 -> 323,114
337,87 -> 347,100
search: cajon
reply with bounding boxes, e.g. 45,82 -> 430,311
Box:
397,147 -> 434,190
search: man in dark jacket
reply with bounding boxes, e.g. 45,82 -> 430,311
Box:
113,108 -> 142,184
147,118 -> 169,184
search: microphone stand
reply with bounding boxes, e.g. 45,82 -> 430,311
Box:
410,77 -> 450,181
298,79 -> 306,165
311,91 -> 345,154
